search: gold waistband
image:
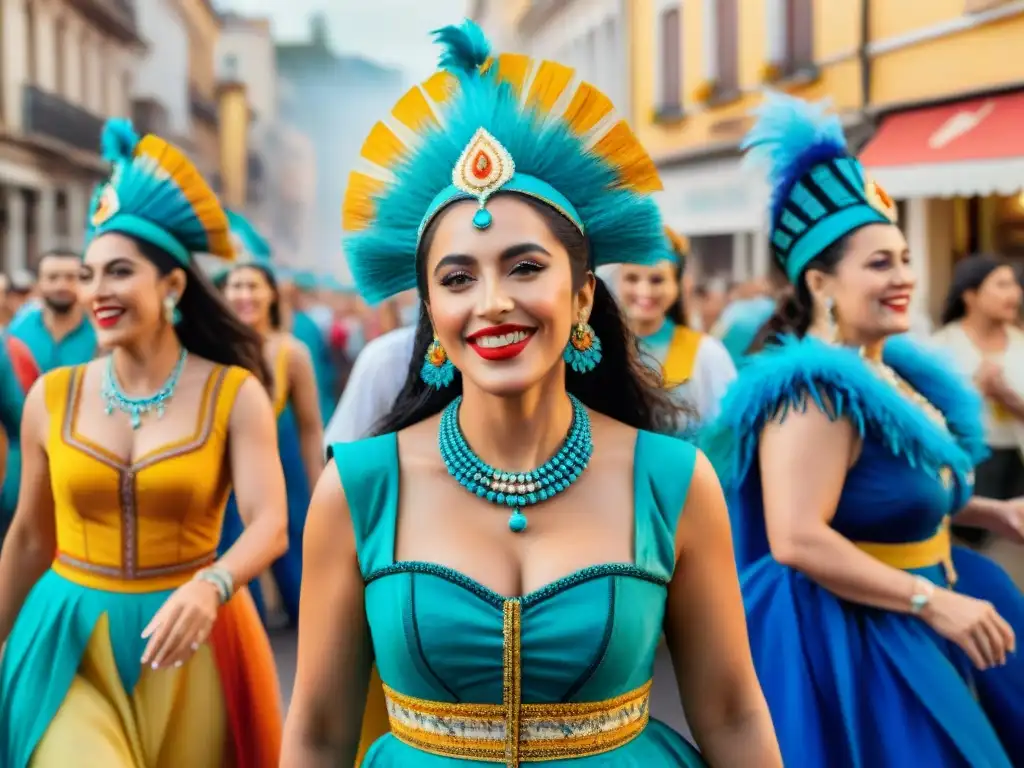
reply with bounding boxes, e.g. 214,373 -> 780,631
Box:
52,550 -> 217,593
853,517 -> 956,585
382,679 -> 651,764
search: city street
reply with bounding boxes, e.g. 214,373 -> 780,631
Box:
271,631 -> 691,738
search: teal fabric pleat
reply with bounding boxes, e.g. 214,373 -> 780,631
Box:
0,570 -> 171,767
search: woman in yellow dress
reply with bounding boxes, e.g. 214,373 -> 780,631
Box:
0,119 -> 288,767
220,213 -> 323,627
617,228 -> 736,427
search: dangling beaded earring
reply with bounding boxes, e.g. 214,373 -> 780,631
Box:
420,335 -> 456,389
563,319 -> 602,373
164,294 -> 182,325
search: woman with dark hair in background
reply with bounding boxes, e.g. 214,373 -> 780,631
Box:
704,92 -> 1024,766
219,211 -> 323,628
0,120 -> 287,767
933,256 -> 1024,551
616,228 -> 736,427
283,20 -> 779,768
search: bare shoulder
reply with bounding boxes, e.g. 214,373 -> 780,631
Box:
588,409 -> 639,468
396,412 -> 444,474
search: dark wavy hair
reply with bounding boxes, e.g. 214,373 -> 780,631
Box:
748,235 -> 850,353
665,261 -> 687,327
131,236 -> 271,386
373,194 -> 683,435
220,263 -> 283,330
940,254 -> 1015,326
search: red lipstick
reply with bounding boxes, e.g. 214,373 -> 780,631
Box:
93,306 -> 125,329
466,324 -> 535,361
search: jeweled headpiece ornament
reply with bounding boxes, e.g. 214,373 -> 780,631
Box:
86,119 -> 234,266
742,92 -> 898,284
342,19 -> 666,305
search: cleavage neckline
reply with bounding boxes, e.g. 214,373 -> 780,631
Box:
365,560 -> 668,609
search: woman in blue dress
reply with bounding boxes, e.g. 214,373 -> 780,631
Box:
282,20 -> 781,768
703,92 -> 1024,767
219,212 -> 323,626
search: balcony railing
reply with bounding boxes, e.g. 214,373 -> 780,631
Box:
21,85 -> 105,156
66,0 -> 140,44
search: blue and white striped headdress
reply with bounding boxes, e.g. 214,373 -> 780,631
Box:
742,93 -> 897,284
342,19 -> 665,305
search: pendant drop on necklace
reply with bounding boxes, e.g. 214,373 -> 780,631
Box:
508,509 -> 528,533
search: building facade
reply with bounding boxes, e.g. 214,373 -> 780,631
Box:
0,0 -> 144,271
276,13 -> 404,278
858,0 -> 1024,322
180,0 -> 221,183
132,0 -> 190,147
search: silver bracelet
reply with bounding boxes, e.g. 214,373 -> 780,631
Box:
195,566 -> 235,605
910,575 -> 934,615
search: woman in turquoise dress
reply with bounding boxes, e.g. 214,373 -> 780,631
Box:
616,228 -> 736,427
282,21 -> 781,768
702,93 -> 1024,766
219,213 -> 323,626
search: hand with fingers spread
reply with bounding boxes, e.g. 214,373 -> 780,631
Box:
921,588 -> 1017,670
141,577 -> 222,670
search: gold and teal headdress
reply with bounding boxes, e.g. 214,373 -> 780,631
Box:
663,227 -> 689,268
342,20 -> 664,304
227,209 -> 272,266
742,93 -> 897,284
86,119 -> 233,266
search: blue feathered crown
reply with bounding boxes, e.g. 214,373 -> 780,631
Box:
341,19 -> 665,305
85,119 -> 233,266
742,92 -> 897,283
227,209 -> 272,265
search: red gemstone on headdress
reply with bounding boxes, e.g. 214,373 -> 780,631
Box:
471,150 -> 492,180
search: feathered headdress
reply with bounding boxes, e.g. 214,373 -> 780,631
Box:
663,226 -> 690,268
227,209 -> 272,265
85,118 -> 233,265
742,92 -> 896,283
342,19 -> 664,304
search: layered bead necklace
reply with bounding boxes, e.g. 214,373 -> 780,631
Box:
438,394 -> 593,533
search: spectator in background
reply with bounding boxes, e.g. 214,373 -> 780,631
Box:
693,277 -> 729,332
933,255 -> 1024,551
8,250 -> 96,372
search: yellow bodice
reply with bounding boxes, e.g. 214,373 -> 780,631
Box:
271,342 -> 289,417
45,364 -> 251,593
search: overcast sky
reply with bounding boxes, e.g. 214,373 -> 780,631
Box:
221,0 -> 468,79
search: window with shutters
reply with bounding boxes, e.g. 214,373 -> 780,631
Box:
715,0 -> 740,97
785,0 -> 814,73
659,6 -> 682,113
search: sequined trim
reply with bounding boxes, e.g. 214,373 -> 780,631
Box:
383,679 -> 652,764
503,599 -> 522,765
365,561 -> 668,609
60,365 -> 227,580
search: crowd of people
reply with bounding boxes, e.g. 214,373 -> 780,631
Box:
0,17 -> 1022,768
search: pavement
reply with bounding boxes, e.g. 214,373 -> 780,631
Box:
271,631 -> 691,739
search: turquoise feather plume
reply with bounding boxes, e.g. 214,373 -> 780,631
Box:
226,209 -> 272,262
701,334 -> 988,505
433,20 -> 490,77
100,118 -> 140,163
742,92 -> 849,223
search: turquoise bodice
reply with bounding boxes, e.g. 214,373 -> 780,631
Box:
332,429 -> 707,766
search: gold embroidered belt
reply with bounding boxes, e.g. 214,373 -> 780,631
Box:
382,679 -> 651,764
853,516 -> 957,585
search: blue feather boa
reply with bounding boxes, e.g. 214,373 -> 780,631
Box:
701,334 -> 988,495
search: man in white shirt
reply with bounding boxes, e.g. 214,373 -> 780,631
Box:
323,325 -> 417,452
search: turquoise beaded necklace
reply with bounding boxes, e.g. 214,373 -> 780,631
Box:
102,347 -> 188,430
438,394 -> 593,533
